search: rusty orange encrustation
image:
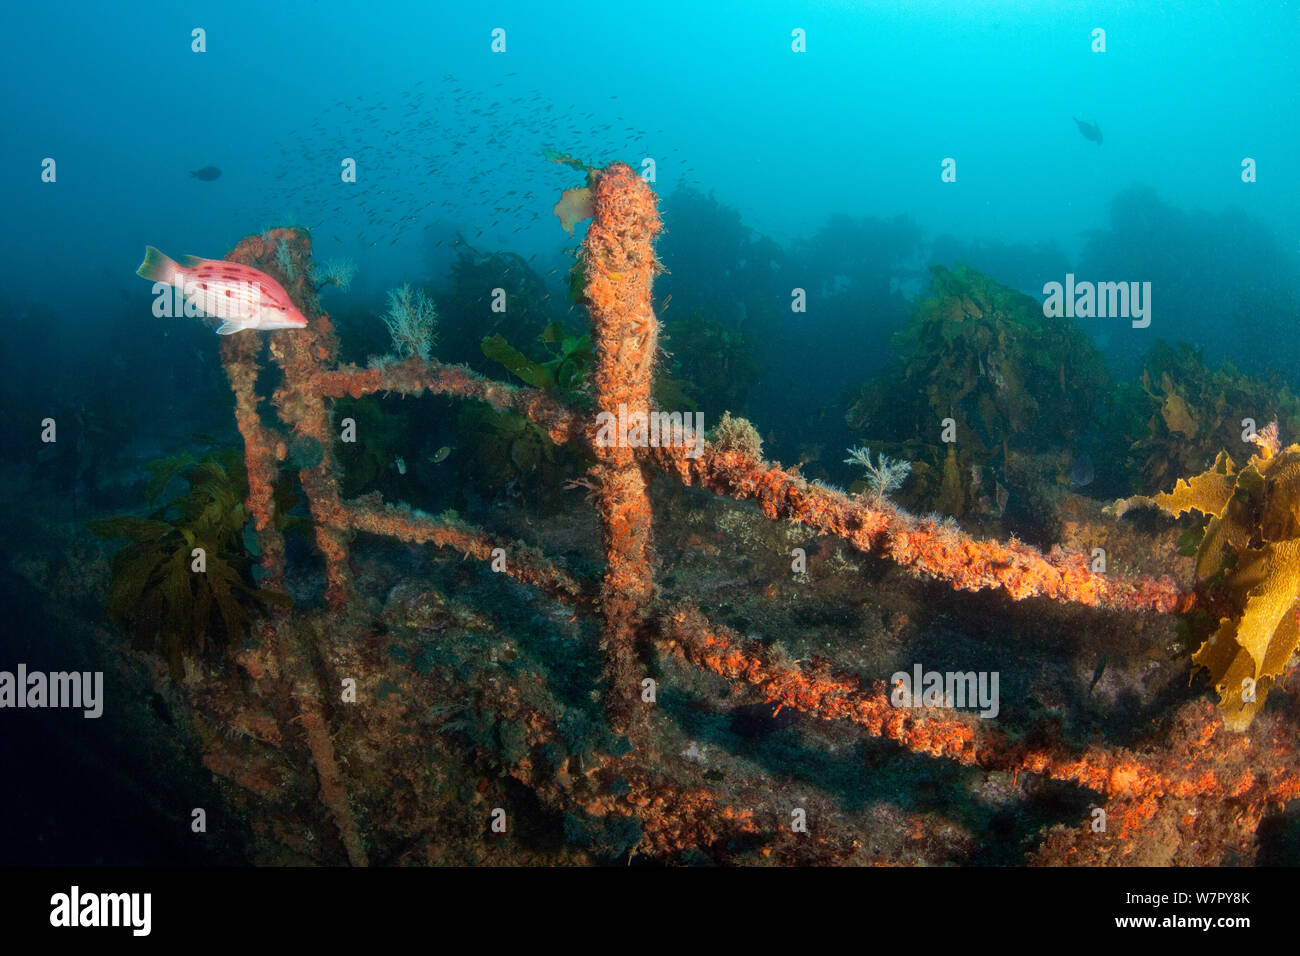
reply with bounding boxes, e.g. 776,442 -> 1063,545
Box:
580,163 -> 662,734
206,164 -> 1295,866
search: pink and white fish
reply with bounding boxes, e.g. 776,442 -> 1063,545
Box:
136,246 -> 308,334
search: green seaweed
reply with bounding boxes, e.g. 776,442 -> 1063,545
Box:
1124,341 -> 1300,493
657,310 -> 761,414
87,448 -> 291,680
458,404 -> 555,480
846,265 -> 1110,513
481,321 -> 592,393
433,246 -> 559,372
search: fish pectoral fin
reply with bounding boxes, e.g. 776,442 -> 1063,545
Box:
215,320 -> 244,335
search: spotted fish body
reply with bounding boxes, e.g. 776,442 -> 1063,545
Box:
136,246 -> 308,334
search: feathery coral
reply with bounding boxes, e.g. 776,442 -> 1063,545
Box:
382,283 -> 438,360
844,446 -> 912,501
311,257 -> 357,293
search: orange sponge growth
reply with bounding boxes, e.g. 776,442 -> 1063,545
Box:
580,163 -> 663,732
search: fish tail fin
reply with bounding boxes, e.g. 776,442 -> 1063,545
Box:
136,245 -> 180,284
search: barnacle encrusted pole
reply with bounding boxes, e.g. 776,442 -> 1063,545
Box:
659,608 -> 1279,797
313,355 -> 578,446
582,163 -> 663,733
660,603 -> 1300,863
219,229 -> 368,865
218,332 -> 287,590
651,444 -> 1183,612
341,495 -> 593,607
226,228 -> 355,608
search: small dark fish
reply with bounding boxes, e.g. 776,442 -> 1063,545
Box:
1073,118 -> 1103,144
190,165 -> 222,180
1088,656 -> 1107,696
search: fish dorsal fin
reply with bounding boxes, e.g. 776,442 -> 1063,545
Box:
215,320 -> 243,335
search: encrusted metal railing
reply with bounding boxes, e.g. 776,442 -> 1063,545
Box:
214,164 -> 1299,866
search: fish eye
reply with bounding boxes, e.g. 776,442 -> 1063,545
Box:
280,306 -> 287,311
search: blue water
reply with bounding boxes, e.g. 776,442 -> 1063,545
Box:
3,2 -> 1296,317
1,0 -> 1296,455
2,0 -> 1300,866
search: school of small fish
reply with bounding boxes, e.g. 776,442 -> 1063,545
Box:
225,74 -> 696,255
